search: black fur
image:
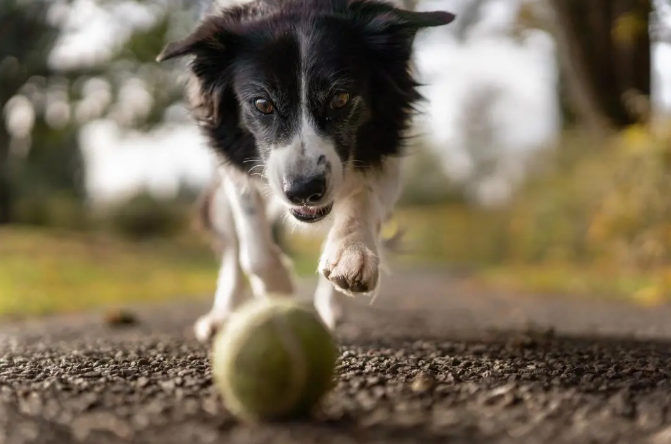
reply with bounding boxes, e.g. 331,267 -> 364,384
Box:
158,0 -> 455,174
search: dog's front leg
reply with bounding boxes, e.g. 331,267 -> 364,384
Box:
194,182 -> 247,342
223,173 -> 296,298
194,172 -> 296,342
314,273 -> 344,330
319,160 -> 401,300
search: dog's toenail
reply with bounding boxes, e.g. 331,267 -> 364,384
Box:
332,275 -> 349,289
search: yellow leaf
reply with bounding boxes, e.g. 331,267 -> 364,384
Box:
632,286 -> 664,307
612,13 -> 646,46
620,124 -> 652,154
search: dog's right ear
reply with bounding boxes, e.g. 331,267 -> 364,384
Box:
347,0 -> 455,52
156,20 -> 228,63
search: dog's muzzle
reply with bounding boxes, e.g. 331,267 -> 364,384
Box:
289,203 -> 333,223
283,175 -> 326,205
283,174 -> 333,223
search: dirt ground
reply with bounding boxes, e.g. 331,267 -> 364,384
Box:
2,269 -> 671,444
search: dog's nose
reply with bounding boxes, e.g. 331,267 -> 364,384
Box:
283,175 -> 326,205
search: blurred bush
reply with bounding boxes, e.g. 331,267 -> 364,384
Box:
399,148 -> 467,206
499,130 -> 607,265
14,192 -> 89,230
9,187 -> 200,241
503,120 -> 671,270
105,191 -> 191,240
589,122 -> 671,268
432,116 -> 671,301
378,115 -> 671,301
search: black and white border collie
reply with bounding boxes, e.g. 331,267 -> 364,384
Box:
157,0 -> 455,341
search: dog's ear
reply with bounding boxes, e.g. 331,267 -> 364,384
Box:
395,9 -> 456,29
347,1 -> 455,34
156,19 -> 229,63
347,1 -> 455,55
156,38 -> 202,63
156,16 -> 239,125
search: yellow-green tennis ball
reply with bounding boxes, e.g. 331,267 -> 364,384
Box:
211,297 -> 339,421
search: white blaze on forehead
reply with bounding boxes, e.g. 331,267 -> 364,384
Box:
267,115 -> 339,182
264,28 -> 344,207
295,30 -> 341,175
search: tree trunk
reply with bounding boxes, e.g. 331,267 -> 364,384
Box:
0,123 -> 12,225
549,0 -> 652,131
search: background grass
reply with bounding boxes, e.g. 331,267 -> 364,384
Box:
0,227 -> 219,317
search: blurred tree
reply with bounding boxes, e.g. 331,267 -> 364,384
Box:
0,0 -> 201,225
548,0 -> 652,131
0,0 -> 60,223
516,0 -> 657,131
514,1 -> 578,127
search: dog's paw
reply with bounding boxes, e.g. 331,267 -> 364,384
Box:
193,310 -> 229,343
319,240 -> 379,296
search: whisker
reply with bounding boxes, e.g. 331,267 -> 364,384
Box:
280,211 -> 292,227
260,187 -> 275,199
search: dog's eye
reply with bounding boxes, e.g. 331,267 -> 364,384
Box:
329,93 -> 350,110
254,99 -> 274,114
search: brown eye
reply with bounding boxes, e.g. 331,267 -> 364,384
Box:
330,92 -> 350,110
254,99 -> 274,114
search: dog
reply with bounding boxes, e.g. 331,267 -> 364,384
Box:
157,0 -> 455,342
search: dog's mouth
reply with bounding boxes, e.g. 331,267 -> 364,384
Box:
289,203 -> 333,223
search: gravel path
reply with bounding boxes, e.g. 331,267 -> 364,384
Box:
2,269 -> 671,444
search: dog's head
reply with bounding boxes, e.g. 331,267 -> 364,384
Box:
158,0 -> 454,223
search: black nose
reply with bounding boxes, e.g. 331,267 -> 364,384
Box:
283,175 -> 326,205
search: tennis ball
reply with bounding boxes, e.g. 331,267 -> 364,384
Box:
211,296 -> 339,421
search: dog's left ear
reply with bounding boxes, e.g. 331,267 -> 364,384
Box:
394,9 -> 456,29
348,0 -> 455,34
348,1 -> 455,53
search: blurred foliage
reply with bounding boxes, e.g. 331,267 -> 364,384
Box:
105,191 -> 190,240
612,10 -> 649,46
428,119 -> 671,305
0,0 -> 62,223
0,0 -> 200,225
589,123 -> 671,268
398,149 -> 466,206
14,192 -> 89,230
501,119 -> 671,274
